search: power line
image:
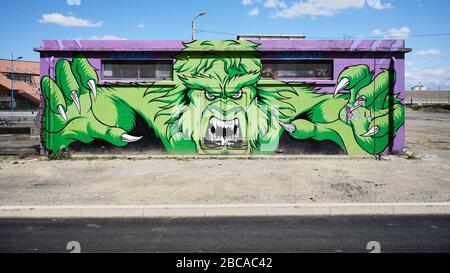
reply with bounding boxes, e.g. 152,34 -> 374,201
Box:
197,29 -> 450,39
197,29 -> 237,36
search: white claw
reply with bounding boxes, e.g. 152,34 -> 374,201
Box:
57,105 -> 67,122
87,79 -> 97,99
279,121 -> 296,133
70,91 -> 81,114
334,77 -> 350,97
121,134 -> 143,143
362,126 -> 380,137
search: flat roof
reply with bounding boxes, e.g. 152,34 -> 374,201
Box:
34,40 -> 412,53
237,34 -> 306,40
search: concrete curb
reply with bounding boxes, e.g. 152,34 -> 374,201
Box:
0,203 -> 449,218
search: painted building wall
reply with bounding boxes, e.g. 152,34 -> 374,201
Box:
35,40 -> 408,156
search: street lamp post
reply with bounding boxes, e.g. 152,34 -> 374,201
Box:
11,53 -> 23,112
192,12 -> 206,40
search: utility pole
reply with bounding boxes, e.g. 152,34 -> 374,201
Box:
192,12 -> 206,40
10,53 -> 23,112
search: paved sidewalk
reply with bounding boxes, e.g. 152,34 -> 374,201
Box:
1,203 -> 450,218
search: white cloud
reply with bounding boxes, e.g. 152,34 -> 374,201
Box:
372,29 -> 385,36
405,61 -> 414,66
388,26 -> 410,38
273,0 -> 366,18
406,67 -> 450,88
366,0 -> 393,10
66,0 -> 81,5
248,7 -> 260,16
137,23 -> 145,28
246,0 -> 394,18
264,0 -> 286,8
90,35 -> 127,40
370,26 -> 411,38
39,13 -> 103,27
413,49 -> 446,57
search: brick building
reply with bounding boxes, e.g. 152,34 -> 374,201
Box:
0,59 -> 40,111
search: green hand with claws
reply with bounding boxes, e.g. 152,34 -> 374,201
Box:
41,54 -> 144,150
284,65 -> 404,155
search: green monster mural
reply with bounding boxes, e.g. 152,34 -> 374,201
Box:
41,40 -> 404,155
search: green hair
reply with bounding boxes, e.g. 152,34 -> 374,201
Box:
144,40 -> 310,150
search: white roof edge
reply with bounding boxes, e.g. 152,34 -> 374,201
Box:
237,34 -> 306,40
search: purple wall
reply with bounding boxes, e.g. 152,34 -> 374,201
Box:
35,39 -> 410,155
36,39 -> 409,93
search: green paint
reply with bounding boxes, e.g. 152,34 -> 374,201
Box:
41,40 -> 405,155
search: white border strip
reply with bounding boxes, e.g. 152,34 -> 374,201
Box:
1,203 -> 449,218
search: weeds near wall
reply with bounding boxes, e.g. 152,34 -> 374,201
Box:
48,150 -> 72,160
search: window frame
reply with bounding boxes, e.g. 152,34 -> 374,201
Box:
261,59 -> 334,81
101,59 -> 174,81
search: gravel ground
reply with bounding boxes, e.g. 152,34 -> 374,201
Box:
0,109 -> 449,205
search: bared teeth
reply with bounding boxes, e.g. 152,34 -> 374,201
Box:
205,117 -> 241,147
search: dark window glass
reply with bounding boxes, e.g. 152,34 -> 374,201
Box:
103,61 -> 173,80
262,60 -> 333,80
139,64 -> 156,79
5,73 -> 33,85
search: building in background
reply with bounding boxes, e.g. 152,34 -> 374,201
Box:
0,59 -> 40,111
411,82 -> 426,91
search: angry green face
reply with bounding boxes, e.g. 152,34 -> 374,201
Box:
190,86 -> 258,154
164,40 -> 264,154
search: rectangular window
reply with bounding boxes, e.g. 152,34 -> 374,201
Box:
262,60 -> 333,80
5,73 -> 33,85
102,61 -> 173,80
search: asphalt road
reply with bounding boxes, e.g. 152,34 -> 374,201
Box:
0,216 -> 449,253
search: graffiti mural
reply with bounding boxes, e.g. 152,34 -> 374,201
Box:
40,40 -> 404,155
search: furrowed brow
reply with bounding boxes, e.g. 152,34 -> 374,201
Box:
179,74 -> 223,95
225,71 -> 260,94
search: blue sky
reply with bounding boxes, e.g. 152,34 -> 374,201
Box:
1,0 -> 449,89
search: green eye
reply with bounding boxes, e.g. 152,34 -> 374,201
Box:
232,89 -> 243,99
205,91 -> 215,100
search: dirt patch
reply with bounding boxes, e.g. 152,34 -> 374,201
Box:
0,109 -> 449,205
330,183 -> 369,199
